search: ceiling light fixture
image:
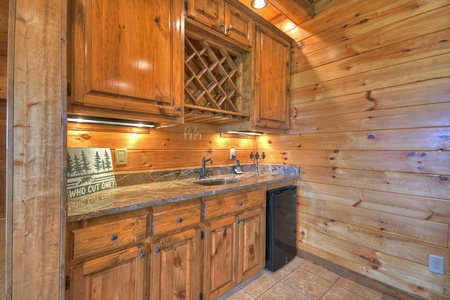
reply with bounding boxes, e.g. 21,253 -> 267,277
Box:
251,0 -> 268,9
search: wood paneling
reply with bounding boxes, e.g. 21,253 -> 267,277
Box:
0,55 -> 6,99
292,2 -> 450,73
0,1 -> 7,57
258,1 -> 450,298
68,123 -> 256,172
0,100 -> 5,218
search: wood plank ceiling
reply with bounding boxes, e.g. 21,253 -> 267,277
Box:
238,0 -> 315,36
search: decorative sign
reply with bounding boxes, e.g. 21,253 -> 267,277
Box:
67,148 -> 117,199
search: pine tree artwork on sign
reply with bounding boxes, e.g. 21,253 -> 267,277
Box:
67,148 -> 117,199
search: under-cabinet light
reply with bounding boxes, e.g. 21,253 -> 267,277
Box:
226,131 -> 263,136
251,0 -> 268,9
67,116 -> 155,128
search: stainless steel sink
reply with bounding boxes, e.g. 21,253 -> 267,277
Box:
193,177 -> 241,186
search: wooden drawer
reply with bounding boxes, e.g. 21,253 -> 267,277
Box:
152,202 -> 201,236
204,189 -> 265,221
72,215 -> 148,260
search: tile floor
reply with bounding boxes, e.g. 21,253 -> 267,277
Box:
217,257 -> 398,300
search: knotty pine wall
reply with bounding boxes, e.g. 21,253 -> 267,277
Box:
68,123 -> 255,172
0,55 -> 5,300
258,0 -> 450,299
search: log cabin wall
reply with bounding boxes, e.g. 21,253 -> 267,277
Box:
67,123 -> 255,172
258,0 -> 450,299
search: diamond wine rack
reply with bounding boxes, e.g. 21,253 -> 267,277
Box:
184,35 -> 250,124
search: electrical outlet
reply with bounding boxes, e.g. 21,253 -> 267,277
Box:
429,255 -> 445,275
230,149 -> 236,160
115,148 -> 128,165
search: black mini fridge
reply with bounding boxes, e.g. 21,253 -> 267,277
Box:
265,185 -> 297,272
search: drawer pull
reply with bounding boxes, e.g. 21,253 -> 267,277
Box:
139,252 -> 146,259
155,247 -> 161,253
177,218 -> 183,223
110,234 -> 118,241
237,202 -> 243,206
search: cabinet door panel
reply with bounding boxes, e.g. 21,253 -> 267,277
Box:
71,0 -> 183,117
254,25 -> 290,131
238,207 -> 265,283
150,228 -> 202,300
186,0 -> 224,31
69,246 -> 146,300
203,215 -> 238,299
224,3 -> 252,47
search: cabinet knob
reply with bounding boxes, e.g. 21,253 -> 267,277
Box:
237,202 -> 243,206
110,234 -> 118,241
236,219 -> 241,224
175,106 -> 181,111
139,252 -> 146,259
177,217 -> 183,223
155,247 -> 161,253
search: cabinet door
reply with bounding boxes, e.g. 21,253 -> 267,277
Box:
70,0 -> 183,119
224,2 -> 253,47
238,207 -> 266,283
254,24 -> 291,131
69,246 -> 147,300
150,228 -> 202,300
186,0 -> 224,31
203,215 -> 238,299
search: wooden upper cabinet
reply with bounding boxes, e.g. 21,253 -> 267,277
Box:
254,24 -> 291,132
186,0 -> 224,31
69,0 -> 184,123
224,2 -> 253,47
186,0 -> 252,47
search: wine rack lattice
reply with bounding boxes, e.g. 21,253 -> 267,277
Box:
184,36 -> 249,123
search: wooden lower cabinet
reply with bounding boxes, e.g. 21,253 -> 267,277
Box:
67,186 -> 273,299
203,215 -> 238,299
238,207 -> 265,283
203,206 -> 265,299
68,245 -> 147,300
150,228 -> 203,300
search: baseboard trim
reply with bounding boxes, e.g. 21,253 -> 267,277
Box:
297,250 -> 423,300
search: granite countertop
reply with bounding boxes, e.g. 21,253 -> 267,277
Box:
68,165 -> 300,222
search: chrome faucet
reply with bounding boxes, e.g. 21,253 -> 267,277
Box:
198,157 -> 213,179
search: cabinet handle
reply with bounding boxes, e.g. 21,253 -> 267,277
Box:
110,234 -> 118,241
236,219 -> 241,224
177,217 -> 183,223
139,252 -> 146,259
227,25 -> 233,31
241,218 -> 245,223
175,106 -> 181,111
237,202 -> 243,206
155,247 -> 161,253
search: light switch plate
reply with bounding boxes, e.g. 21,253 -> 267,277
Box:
115,148 -> 127,165
230,149 -> 236,160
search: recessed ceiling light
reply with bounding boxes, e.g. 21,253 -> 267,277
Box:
251,0 -> 268,9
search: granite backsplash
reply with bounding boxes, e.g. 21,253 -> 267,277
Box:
115,164 -> 300,187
